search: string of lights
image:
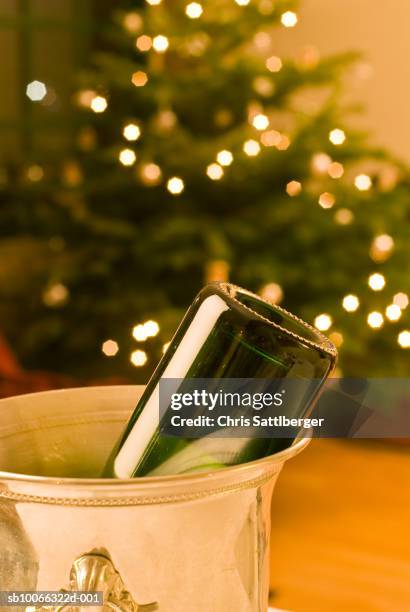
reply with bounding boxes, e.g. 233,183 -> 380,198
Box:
18,0 -> 409,372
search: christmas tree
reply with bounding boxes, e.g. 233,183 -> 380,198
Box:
0,0 -> 408,385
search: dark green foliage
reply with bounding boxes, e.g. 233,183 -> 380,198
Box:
0,0 -> 408,380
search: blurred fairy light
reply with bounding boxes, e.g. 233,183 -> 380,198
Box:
261,129 -> 281,147
43,283 -> 69,307
157,109 -> 177,130
281,11 -> 298,27
62,160 -> 83,187
253,31 -> 271,50
132,320 -> 159,342
186,2 -> 203,18
206,163 -> 224,180
343,294 -> 360,312
235,0 -> 250,6
329,128 -> 346,146
286,181 -> 302,197
76,89 -> 96,108
119,148 -> 137,166
266,56 -> 282,72
140,163 -> 162,185
329,331 -> 344,348
379,165 -> 400,192
162,341 -> 171,353
328,162 -> 344,179
217,150 -> 233,166
167,176 -> 184,194
386,304 -> 402,322
146,0 -> 162,5
370,233 -> 394,262
258,0 -> 274,15
314,314 -> 332,331
153,35 -> 169,52
136,35 -> 152,52
247,103 -> 260,122
102,340 -> 119,357
144,320 -> 160,337
27,164 -> 44,182
26,80 -> 47,101
133,324 -> 148,342
243,139 -> 261,156
393,292 -> 409,310
355,174 -> 372,191
373,234 -> 394,253
253,76 -> 274,97
312,152 -> 331,174
132,71 -> 148,87
276,134 -> 291,151
185,32 -> 210,56
368,273 -> 386,291
90,95 -> 108,113
367,311 -> 384,329
398,330 -> 410,348
205,259 -> 230,283
260,282 -> 283,304
131,350 -> 148,367
318,192 -> 336,209
123,12 -> 142,33
123,123 -> 141,141
252,113 -> 269,130
334,208 -> 353,225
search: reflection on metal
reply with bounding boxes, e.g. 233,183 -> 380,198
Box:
29,548 -> 158,611
0,386 -> 309,610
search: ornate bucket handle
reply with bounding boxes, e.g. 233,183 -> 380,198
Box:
28,548 -> 158,611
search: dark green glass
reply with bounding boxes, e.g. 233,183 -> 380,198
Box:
105,283 -> 337,477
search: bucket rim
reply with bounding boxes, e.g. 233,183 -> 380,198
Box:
0,385 -> 311,492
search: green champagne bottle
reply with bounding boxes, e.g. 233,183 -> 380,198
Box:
105,283 -> 336,477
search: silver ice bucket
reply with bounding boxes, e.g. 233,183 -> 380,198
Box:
0,386 -> 309,611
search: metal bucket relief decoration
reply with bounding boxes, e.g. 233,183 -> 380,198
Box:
0,386 -> 309,611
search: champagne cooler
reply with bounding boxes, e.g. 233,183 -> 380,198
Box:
0,386 -> 309,611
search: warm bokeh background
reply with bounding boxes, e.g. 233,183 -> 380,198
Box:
3,0 -> 410,159
275,0 -> 410,161
0,0 -> 408,388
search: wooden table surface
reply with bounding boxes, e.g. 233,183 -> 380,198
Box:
269,439 -> 410,612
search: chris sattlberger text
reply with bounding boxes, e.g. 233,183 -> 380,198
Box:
170,414 -> 324,429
